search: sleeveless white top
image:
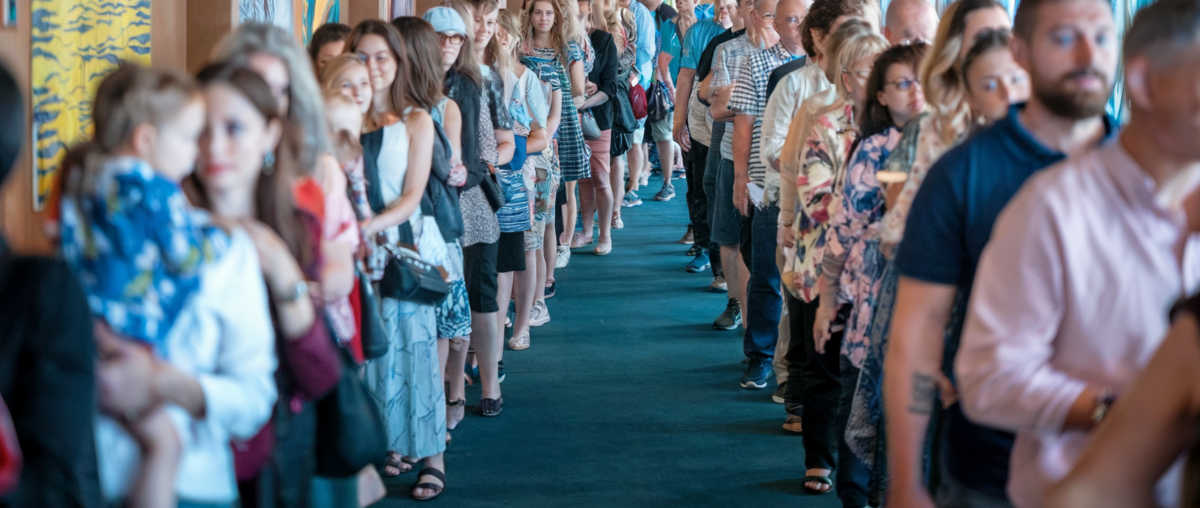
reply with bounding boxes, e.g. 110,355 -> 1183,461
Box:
378,116 -> 419,219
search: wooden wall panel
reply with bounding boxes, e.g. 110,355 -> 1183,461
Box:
347,0 -> 389,25
153,0 -> 189,71
0,2 -> 44,254
187,0 -> 238,74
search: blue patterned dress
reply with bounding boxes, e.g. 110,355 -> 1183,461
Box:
521,43 -> 590,182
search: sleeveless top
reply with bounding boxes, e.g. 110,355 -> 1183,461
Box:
378,115 -> 418,220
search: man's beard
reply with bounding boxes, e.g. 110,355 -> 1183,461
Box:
1033,67 -> 1112,120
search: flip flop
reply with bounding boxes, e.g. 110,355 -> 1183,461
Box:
594,242 -> 612,256
382,452 -> 413,477
803,475 -> 833,495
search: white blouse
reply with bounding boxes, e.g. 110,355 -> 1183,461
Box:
96,228 -> 277,503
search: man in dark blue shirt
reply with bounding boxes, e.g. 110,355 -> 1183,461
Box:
883,0 -> 1119,504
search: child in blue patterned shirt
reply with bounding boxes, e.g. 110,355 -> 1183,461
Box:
60,63 -> 225,354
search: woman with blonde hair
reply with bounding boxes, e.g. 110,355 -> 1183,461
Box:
319,53 -> 373,116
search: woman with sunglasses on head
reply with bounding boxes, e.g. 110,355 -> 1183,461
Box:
347,19 -> 450,500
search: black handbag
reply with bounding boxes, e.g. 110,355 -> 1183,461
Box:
314,341 -> 388,477
612,70 -> 638,134
478,173 -> 507,212
427,120 -> 464,242
357,270 -> 388,360
648,81 -> 674,122
361,128 -> 452,306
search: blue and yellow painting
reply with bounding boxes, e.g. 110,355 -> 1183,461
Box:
301,0 -> 341,45
30,0 -> 151,211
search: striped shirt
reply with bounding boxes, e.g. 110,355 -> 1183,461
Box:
729,43 -> 800,205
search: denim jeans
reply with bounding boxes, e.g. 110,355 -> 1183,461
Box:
743,204 -> 782,363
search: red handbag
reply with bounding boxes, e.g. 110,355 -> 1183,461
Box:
629,83 -> 648,120
0,396 -> 22,495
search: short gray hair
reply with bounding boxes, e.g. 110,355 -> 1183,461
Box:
212,23 -> 330,175
1124,0 -> 1200,68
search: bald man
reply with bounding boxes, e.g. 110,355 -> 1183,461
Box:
884,0 -> 938,45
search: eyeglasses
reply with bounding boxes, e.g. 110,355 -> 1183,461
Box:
440,33 -> 466,46
885,78 -> 920,91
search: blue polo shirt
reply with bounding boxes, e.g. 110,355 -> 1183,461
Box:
896,103 -> 1117,499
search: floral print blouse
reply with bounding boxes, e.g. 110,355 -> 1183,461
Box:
788,102 -> 857,303
822,127 -> 902,367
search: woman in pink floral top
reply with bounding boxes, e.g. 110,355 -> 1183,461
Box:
819,43 -> 928,368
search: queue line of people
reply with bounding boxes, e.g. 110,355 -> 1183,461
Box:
3,0 -> 1200,505
665,0 -> 1200,506
0,0 -> 681,503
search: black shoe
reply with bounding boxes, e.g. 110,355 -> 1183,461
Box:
545,281 -> 556,299
479,396 -> 504,417
741,359 -> 772,389
713,299 -> 742,330
772,381 -> 788,403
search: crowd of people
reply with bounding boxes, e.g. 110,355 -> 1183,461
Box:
2,0 -> 1200,506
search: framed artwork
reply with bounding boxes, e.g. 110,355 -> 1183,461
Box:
30,0 -> 151,211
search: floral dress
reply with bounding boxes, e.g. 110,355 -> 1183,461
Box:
787,102 -> 857,303
821,127 -> 902,369
521,43 -> 590,182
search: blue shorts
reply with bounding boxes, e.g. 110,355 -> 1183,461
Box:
710,158 -> 742,246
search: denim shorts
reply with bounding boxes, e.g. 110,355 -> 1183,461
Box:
710,158 -> 742,246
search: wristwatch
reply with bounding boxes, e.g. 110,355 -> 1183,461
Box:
276,280 -> 310,304
1091,389 -> 1117,426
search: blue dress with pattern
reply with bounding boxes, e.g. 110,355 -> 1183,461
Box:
521,42 -> 590,182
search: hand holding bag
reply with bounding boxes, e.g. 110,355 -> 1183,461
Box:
647,81 -> 674,122
580,110 -> 602,140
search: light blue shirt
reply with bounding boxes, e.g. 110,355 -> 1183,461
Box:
630,0 -> 656,88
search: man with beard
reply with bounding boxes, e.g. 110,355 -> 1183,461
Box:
883,0 -> 1118,505
948,0 -> 1200,506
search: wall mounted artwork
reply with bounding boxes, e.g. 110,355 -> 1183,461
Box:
301,0 -> 341,44
31,0 -> 151,211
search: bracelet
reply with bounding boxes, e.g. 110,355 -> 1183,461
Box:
778,219 -> 794,228
275,280 -> 310,304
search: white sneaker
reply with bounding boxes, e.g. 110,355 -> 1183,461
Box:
556,245 -> 570,268
709,276 -> 729,293
530,301 -> 551,326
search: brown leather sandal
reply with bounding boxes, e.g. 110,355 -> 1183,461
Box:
412,468 -> 446,501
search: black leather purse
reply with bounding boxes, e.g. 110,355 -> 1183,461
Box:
357,270 -> 388,360
378,219 -> 451,306
361,128 -> 452,306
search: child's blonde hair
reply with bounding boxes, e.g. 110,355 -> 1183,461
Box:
92,63 -> 200,156
323,89 -> 363,166
318,53 -> 368,92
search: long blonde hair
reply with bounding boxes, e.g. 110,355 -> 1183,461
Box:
603,0 -> 635,49
492,9 -> 522,80
557,0 -> 587,46
920,0 -> 1006,146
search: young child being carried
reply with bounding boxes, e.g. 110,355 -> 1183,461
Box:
60,63 -> 225,353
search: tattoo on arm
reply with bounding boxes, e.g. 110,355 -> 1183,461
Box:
909,373 -> 937,415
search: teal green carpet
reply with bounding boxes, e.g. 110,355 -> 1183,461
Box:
375,174 -> 833,507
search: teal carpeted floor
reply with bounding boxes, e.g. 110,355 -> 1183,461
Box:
375,174 -> 834,507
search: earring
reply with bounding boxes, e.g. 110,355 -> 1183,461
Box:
263,151 -> 275,176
